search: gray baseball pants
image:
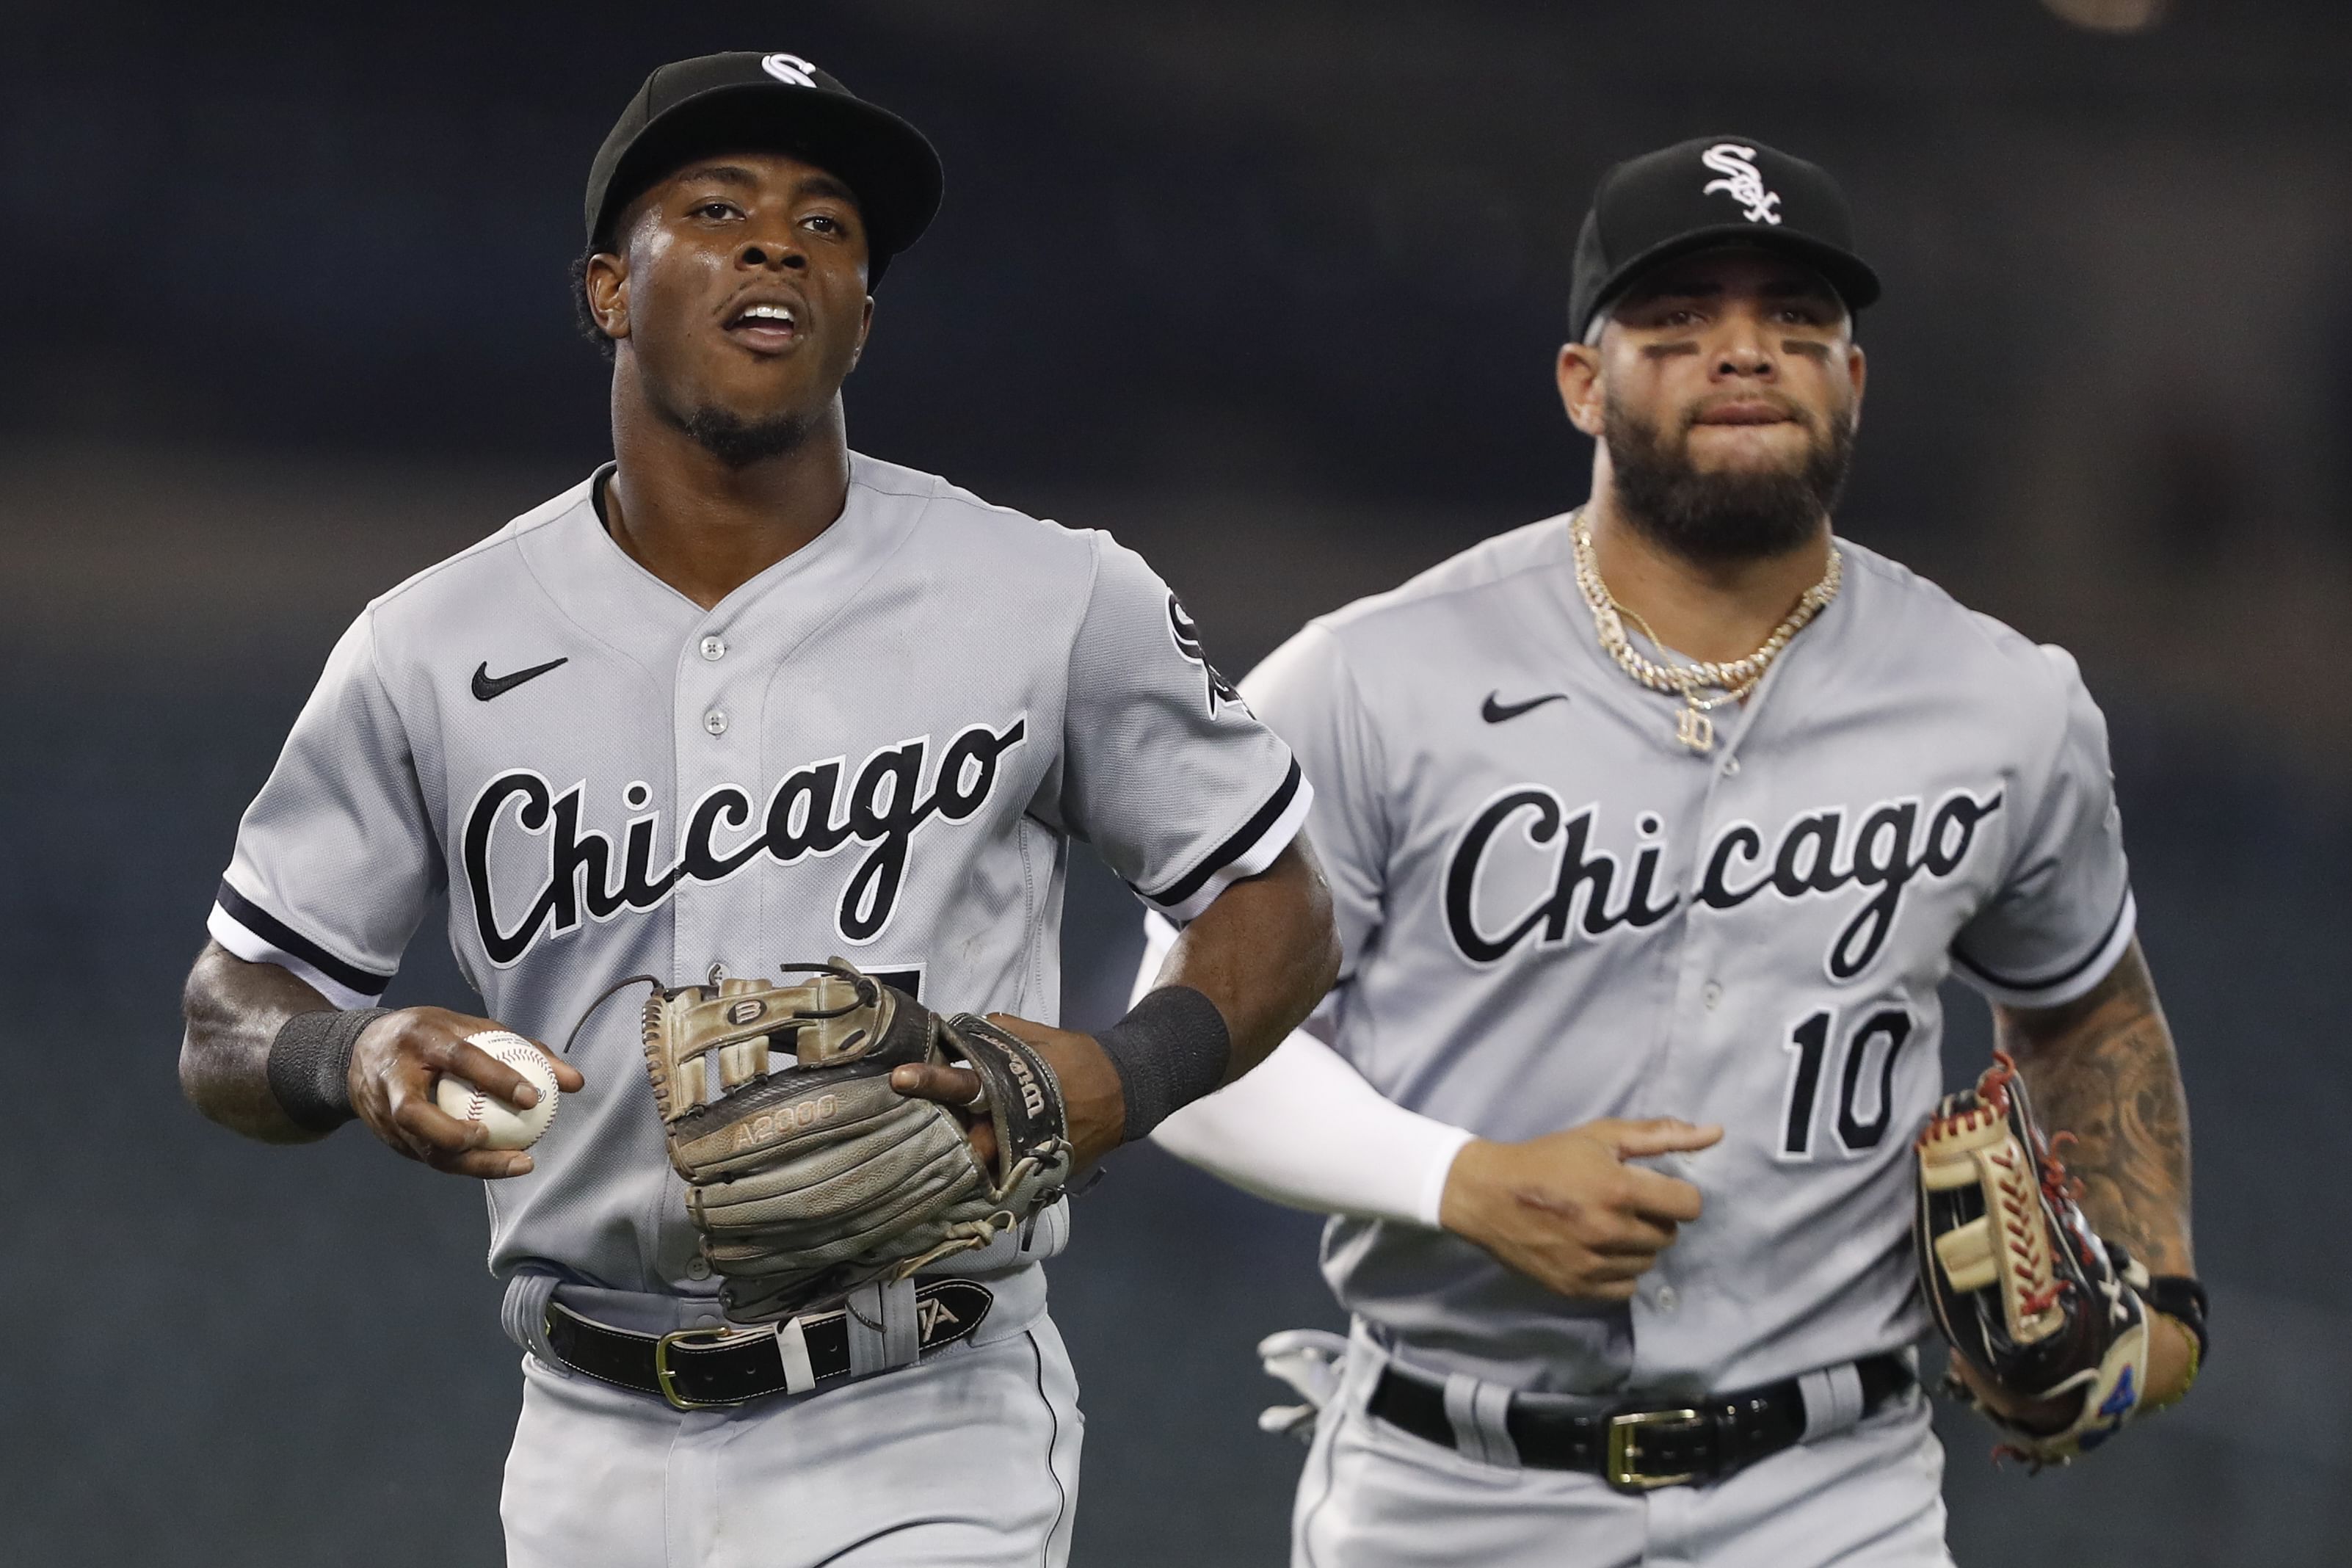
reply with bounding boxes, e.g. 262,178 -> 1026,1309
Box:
1291,1329 -> 1954,1568
501,1314 -> 1083,1567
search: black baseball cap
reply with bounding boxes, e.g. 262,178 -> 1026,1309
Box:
1569,136 -> 1880,338
585,51 -> 944,286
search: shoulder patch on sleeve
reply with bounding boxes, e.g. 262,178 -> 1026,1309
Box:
1167,593 -> 1246,716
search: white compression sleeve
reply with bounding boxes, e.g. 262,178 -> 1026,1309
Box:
1153,1032 -> 1474,1226
1136,914 -> 1473,1228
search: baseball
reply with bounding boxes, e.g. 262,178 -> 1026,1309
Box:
435,1031 -> 561,1152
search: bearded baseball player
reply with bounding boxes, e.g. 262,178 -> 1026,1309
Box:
176,51 -> 1338,1567
1139,137 -> 2204,1565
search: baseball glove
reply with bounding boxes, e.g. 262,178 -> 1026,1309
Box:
1915,1050 -> 2150,1465
640,959 -> 1073,1324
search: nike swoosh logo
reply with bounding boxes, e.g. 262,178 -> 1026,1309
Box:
1481,690 -> 1572,723
471,658 -> 568,701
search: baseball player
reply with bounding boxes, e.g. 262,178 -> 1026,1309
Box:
1139,137 -> 2204,1565
176,51 -> 1338,1567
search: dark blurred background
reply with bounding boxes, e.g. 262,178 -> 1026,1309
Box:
4,1 -> 2348,1562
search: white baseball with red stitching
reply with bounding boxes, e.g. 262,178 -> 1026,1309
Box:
435,1031 -> 561,1151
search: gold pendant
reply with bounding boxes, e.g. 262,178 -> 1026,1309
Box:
1676,705 -> 1714,753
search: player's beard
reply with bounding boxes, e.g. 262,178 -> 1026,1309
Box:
639,371 -> 817,469
1604,389 -> 1855,565
672,404 -> 815,468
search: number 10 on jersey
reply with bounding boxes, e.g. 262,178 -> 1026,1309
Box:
1776,1005 -> 1917,1161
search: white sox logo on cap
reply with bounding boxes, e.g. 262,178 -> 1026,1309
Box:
761,53 -> 821,88
1700,143 -> 1782,225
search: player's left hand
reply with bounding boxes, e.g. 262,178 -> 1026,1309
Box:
891,1015 -> 1127,1170
1948,1308 -> 2197,1433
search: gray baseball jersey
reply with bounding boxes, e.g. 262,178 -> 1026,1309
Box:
208,453 -> 1307,1299
1248,512 -> 2133,1396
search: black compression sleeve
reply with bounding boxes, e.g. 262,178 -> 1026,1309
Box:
1095,986 -> 1230,1143
266,1008 -> 390,1133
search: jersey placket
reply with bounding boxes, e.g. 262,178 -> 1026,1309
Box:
645,480 -> 895,1010
671,613 -> 755,998
1624,637 -> 1801,1384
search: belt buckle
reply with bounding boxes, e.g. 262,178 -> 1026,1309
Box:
1605,1407 -> 1704,1492
653,1325 -> 756,1412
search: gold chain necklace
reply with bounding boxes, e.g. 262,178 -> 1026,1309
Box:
1569,509 -> 1842,754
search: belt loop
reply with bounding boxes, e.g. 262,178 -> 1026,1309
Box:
880,1277 -> 921,1367
845,1282 -> 885,1376
1441,1372 -> 1522,1470
501,1270 -> 562,1365
1473,1379 -> 1520,1470
1797,1361 -> 1865,1440
1021,1197 -> 1071,1260
846,1278 -> 923,1378
774,1316 -> 817,1395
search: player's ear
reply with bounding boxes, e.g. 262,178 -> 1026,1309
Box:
585,252 -> 632,342
1556,341 -> 1605,438
848,292 -> 875,371
1845,341 -> 1867,432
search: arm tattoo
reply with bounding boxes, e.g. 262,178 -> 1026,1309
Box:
1993,938 -> 2195,1277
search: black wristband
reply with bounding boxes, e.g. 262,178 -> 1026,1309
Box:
266,1008 -> 391,1133
2143,1274 -> 2210,1365
1095,986 -> 1231,1143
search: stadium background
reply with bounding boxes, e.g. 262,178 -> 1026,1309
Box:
3,1 -> 2347,1561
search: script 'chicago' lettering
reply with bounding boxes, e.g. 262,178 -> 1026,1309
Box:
1445,785 -> 2003,981
463,718 -> 1027,965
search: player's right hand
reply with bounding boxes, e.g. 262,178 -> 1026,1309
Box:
1437,1118 -> 1723,1302
346,1007 -> 587,1179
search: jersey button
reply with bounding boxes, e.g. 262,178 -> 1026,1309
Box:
1655,1285 -> 1680,1313
703,709 -> 729,736
700,635 -> 727,662
685,1256 -> 714,1281
1702,981 -> 1723,1011
1721,756 -> 1741,777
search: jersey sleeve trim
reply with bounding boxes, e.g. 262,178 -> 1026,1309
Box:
1950,888 -> 2136,1009
209,879 -> 394,1010
1132,758 -> 1312,923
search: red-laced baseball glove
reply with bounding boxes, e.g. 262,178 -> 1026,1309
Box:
1914,1051 -> 2152,1465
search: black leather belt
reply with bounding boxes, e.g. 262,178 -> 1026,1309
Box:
1367,1352 -> 1912,1492
542,1279 -> 995,1411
